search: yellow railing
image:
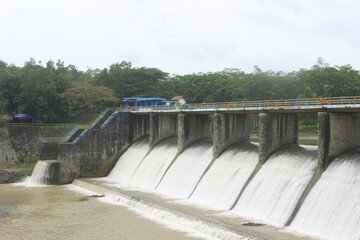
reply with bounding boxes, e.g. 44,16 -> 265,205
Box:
121,96 -> 360,111
0,123 -> 89,129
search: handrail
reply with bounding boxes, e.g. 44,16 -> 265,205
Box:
121,96 -> 360,112
0,123 -> 89,129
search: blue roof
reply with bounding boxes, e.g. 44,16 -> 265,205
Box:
122,97 -> 167,102
13,114 -> 41,120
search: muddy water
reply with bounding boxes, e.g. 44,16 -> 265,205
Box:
0,184 -> 204,240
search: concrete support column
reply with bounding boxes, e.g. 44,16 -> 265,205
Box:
213,113 -> 250,159
213,113 -> 225,159
149,113 -> 157,149
318,112 -> 330,171
178,113 -> 186,154
259,113 -> 298,164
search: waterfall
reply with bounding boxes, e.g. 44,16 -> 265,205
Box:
190,143 -> 258,210
232,145 -> 318,225
30,160 -> 58,185
156,140 -> 213,198
290,149 -> 360,240
130,137 -> 178,189
107,137 -> 149,183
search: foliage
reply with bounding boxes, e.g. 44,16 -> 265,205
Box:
298,125 -> 318,134
62,84 -> 119,114
0,57 -> 359,125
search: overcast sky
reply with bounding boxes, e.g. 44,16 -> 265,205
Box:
1,0 -> 359,75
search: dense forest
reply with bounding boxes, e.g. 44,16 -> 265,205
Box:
0,57 -> 359,122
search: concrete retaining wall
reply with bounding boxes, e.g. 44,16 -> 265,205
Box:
0,128 -> 72,164
53,112 -> 131,183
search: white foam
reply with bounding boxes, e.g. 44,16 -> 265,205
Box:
156,140 -> 213,198
232,146 -> 318,226
290,151 -> 360,240
107,137 -> 149,183
130,138 -> 178,189
190,143 -> 258,210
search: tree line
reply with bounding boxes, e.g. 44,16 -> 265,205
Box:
0,57 -> 359,122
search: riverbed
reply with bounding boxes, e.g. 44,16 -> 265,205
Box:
0,183 -> 206,240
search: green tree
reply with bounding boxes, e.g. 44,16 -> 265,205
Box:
62,84 -> 119,114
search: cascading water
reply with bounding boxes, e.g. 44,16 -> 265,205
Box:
290,149 -> 360,240
130,137 -> 178,189
30,160 -> 54,185
156,140 -> 213,198
190,143 -> 258,210
232,145 -> 318,225
107,137 -> 149,183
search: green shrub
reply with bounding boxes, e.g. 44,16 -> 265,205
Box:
299,125 -> 318,134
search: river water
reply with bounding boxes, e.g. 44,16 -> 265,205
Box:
0,183 -> 207,240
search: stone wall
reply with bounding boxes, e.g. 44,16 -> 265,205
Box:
0,168 -> 32,184
0,128 -> 72,164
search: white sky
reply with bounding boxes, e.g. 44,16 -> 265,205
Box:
1,0 -> 359,75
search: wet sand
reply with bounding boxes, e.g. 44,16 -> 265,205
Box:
0,184 -> 205,240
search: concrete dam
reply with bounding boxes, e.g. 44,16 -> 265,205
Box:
34,109 -> 360,240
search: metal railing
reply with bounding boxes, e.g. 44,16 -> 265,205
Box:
121,96 -> 359,112
0,123 -> 89,129
1,96 -> 359,128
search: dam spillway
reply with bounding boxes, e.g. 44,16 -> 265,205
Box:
189,143 -> 258,210
155,140 -> 214,198
130,137 -> 178,189
290,149 -> 360,240
32,110 -> 360,240
107,137 -> 149,183
97,136 -> 360,240
232,145 -> 318,225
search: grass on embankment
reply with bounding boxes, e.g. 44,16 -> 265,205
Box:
0,162 -> 36,169
0,153 -> 38,169
250,134 -> 318,146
